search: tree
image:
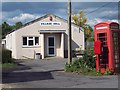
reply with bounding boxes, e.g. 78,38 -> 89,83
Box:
15,22 -> 23,29
72,10 -> 93,42
2,22 -> 12,39
2,21 -> 23,39
84,24 -> 93,41
12,21 -> 23,30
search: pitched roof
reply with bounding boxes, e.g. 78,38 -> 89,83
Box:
7,14 -> 79,35
94,21 -> 119,27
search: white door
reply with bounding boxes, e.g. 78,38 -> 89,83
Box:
47,36 -> 55,56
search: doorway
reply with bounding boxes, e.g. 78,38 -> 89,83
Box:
47,36 -> 55,56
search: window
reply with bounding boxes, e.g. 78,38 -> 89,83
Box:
97,33 -> 107,46
113,32 -> 119,61
28,40 -> 34,46
23,37 -> 27,45
22,36 -> 39,47
35,37 -> 39,45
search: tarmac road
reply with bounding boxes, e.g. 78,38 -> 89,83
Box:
2,57 -> 118,88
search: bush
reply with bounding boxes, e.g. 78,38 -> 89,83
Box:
64,47 -> 114,76
65,58 -> 94,74
83,47 -> 95,68
65,60 -> 103,76
64,63 -> 73,72
2,49 -> 12,63
103,68 -> 113,75
64,47 -> 96,75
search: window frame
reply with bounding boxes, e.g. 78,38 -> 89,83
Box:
22,36 -> 40,47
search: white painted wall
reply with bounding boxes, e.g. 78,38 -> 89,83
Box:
6,31 -> 17,58
5,14 -> 85,59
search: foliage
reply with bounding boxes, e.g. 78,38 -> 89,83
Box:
65,47 -> 114,76
64,58 -> 94,75
87,69 -> 103,76
84,47 -> 95,68
2,48 -> 13,63
65,50 -> 95,74
12,22 -> 23,29
64,59 -> 112,76
1,63 -> 17,69
72,10 -> 93,41
103,68 -> 113,75
2,21 -> 23,39
86,36 -> 94,42
72,10 -> 87,26
64,63 -> 73,72
2,22 -> 13,38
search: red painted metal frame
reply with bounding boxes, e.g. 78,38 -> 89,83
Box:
94,21 -> 120,73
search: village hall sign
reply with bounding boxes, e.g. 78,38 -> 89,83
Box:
40,22 -> 61,26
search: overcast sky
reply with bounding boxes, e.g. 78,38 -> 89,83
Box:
1,2 -> 119,27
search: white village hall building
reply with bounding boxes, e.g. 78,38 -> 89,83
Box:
4,14 -> 85,59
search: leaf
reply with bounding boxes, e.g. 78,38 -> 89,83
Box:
72,15 -> 79,25
79,10 -> 84,18
72,10 -> 94,41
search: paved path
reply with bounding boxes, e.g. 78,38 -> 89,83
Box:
2,57 -> 118,88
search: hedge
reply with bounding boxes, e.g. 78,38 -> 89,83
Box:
2,49 -> 12,63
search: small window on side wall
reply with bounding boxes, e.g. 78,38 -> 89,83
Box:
23,37 -> 27,45
35,37 -> 39,45
28,40 -> 34,46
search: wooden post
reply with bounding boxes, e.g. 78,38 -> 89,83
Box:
68,0 -> 72,64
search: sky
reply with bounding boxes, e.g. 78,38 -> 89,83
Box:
1,2 -> 119,27
2,0 -> 120,2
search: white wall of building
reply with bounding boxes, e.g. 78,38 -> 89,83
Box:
6,31 -> 17,58
5,14 -> 85,59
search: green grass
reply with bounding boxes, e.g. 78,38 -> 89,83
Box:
81,70 -> 103,76
0,63 -> 17,69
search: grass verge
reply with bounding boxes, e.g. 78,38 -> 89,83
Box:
0,63 -> 17,69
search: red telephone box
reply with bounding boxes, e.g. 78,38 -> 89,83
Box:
94,21 -> 120,73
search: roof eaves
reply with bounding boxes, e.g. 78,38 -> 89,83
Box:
6,14 -> 49,35
52,14 -> 79,27
6,14 -> 80,35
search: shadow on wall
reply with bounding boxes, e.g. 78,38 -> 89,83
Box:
64,34 -> 79,58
